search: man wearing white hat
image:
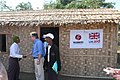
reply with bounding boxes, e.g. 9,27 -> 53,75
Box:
44,33 -> 61,80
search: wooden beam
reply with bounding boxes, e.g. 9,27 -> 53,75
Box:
36,24 -> 40,38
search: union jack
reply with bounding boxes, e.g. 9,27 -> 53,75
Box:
89,32 -> 100,39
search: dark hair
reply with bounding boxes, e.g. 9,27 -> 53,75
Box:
32,33 -> 38,39
13,36 -> 20,43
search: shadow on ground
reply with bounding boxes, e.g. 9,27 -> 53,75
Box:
20,72 -> 114,80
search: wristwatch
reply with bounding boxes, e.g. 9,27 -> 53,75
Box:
37,60 -> 40,62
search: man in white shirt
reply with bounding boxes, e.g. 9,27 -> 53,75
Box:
8,36 -> 26,80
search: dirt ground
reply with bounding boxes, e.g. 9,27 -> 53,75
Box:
19,72 -> 114,80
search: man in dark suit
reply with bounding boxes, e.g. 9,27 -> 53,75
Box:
44,33 -> 61,80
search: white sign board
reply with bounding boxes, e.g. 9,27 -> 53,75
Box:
70,29 -> 103,48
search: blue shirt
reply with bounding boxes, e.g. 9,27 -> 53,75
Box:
32,39 -> 45,58
43,41 -> 48,53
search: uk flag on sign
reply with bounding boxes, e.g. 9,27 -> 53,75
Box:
89,32 -> 100,39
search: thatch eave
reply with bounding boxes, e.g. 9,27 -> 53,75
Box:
0,9 -> 119,26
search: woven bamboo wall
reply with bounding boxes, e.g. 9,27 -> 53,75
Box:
59,22 -> 118,77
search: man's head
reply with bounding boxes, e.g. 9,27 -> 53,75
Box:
30,32 -> 38,41
13,36 -> 20,43
44,33 -> 54,45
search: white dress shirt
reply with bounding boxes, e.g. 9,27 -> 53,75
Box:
10,42 -> 23,58
47,45 -> 51,62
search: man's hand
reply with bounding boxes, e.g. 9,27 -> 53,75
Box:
58,71 -> 60,75
37,60 -> 40,65
25,52 -> 32,57
23,55 -> 27,58
37,54 -> 42,65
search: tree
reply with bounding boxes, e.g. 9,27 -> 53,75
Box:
0,0 -> 13,11
44,0 -> 115,9
44,0 -> 64,9
60,0 -> 74,5
16,2 -> 33,11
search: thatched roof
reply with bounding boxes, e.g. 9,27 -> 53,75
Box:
0,9 -> 120,26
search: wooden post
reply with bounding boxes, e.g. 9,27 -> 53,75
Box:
36,25 -> 40,38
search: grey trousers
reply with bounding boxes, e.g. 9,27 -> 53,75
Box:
34,58 -> 44,80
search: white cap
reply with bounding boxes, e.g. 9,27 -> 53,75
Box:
43,35 -> 46,38
44,33 -> 54,39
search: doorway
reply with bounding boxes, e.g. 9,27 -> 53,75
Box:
40,27 -> 59,48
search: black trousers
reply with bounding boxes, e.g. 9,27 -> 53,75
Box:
8,57 -> 20,80
47,63 -> 58,80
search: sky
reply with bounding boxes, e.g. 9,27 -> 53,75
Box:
106,0 -> 120,10
5,0 -> 120,10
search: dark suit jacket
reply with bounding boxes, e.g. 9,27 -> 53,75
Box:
44,44 -> 61,71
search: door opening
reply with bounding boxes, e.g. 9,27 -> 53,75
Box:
40,27 -> 59,48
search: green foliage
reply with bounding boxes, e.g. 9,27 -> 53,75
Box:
44,0 -> 115,9
44,0 -> 64,9
0,0 -> 33,11
16,2 -> 33,11
61,0 -> 74,5
0,0 -> 13,11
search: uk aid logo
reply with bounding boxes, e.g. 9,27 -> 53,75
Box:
89,32 -> 100,43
